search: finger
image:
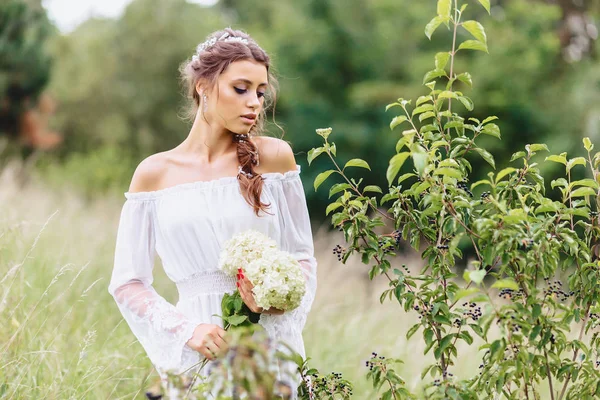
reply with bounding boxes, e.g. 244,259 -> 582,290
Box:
213,335 -> 228,351
199,347 -> 214,360
205,342 -> 219,358
242,275 -> 254,289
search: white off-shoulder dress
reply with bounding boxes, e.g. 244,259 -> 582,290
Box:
108,164 -> 317,396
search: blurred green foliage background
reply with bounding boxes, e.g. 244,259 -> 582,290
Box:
2,0 -> 600,215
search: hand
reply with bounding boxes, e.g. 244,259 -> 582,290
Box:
237,268 -> 284,315
185,323 -> 229,361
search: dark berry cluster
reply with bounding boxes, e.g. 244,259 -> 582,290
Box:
414,303 -> 432,319
480,191 -> 491,200
436,244 -> 450,250
378,238 -> 395,254
307,371 -> 352,397
457,181 -> 473,197
543,278 -> 573,302
453,317 -> 462,328
332,245 -> 346,262
590,211 -> 598,218
432,371 -> 455,387
365,352 -> 386,370
498,288 -> 525,301
391,229 -> 402,247
462,302 -> 482,321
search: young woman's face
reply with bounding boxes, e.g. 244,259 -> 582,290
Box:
204,59 -> 268,134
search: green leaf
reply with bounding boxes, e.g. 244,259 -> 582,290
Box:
438,91 -> 459,99
412,104 -> 435,116
227,314 -> 248,326
458,40 -> 488,53
469,269 -> 486,284
423,68 -> 447,84
364,185 -> 383,194
571,179 -> 599,190
412,147 -> 429,175
434,167 -> 462,179
482,116 -> 498,124
526,143 -> 549,154
567,157 -> 586,172
583,137 -> 594,151
419,111 -> 437,122
435,52 -> 451,70
406,323 -> 421,339
385,102 -> 400,111
416,95 -> 432,106
314,170 -> 336,191
425,16 -> 446,40
329,183 -> 352,198
571,187 -> 596,197
532,304 -> 542,320
481,123 -> 500,138
462,21 -> 487,44
545,153 -> 567,166
510,151 -> 527,162
344,159 -> 371,170
326,202 -> 343,216
475,148 -> 495,169
453,288 -> 480,302
307,147 -> 325,165
437,0 -> 451,17
458,96 -> 474,111
390,115 -> 409,130
397,173 -> 416,184
457,72 -> 472,87
387,153 -> 410,186
496,167 -> 516,182
478,0 -> 491,13
491,279 -> 519,291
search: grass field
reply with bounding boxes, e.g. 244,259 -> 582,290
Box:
0,160 -> 488,399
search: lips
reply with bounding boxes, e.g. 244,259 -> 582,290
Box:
241,113 -> 257,124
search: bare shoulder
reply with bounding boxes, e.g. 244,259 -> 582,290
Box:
128,152 -> 169,193
253,136 -> 297,174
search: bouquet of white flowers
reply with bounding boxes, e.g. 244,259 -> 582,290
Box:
217,229 -> 306,327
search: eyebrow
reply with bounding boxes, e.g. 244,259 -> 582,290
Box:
233,78 -> 268,87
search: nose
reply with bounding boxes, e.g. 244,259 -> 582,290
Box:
247,94 -> 260,109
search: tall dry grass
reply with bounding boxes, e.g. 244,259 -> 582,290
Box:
0,159 -> 485,399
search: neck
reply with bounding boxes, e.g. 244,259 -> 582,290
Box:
178,110 -> 238,163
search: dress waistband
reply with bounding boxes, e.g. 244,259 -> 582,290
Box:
175,270 -> 237,298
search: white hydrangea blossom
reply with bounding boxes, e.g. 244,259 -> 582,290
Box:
245,248 -> 306,311
218,230 -> 306,311
217,230 -> 277,276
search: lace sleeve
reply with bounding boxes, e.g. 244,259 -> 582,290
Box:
108,197 -> 197,374
259,172 -> 318,359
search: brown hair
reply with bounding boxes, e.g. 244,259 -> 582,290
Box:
179,28 -> 279,217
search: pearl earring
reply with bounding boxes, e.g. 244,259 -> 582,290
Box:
202,93 -> 208,113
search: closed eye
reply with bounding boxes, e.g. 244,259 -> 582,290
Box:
234,87 -> 265,98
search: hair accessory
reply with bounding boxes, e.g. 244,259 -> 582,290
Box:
233,133 -> 249,143
194,32 -> 249,57
237,165 -> 254,178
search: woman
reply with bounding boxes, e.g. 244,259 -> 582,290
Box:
107,28 -> 317,397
